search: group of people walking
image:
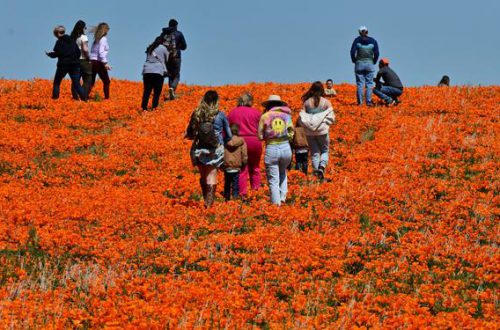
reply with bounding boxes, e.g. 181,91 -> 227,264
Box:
185,81 -> 336,207
44,22 -> 456,207
46,21 -> 111,100
46,18 -> 187,106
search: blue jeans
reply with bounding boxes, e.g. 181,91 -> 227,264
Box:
52,65 -> 86,100
373,86 -> 403,103
354,62 -> 375,105
306,134 -> 329,171
167,57 -> 181,91
264,142 -> 292,205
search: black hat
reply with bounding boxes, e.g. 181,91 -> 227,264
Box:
169,19 -> 178,28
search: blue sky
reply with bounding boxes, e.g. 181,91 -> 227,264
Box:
0,0 -> 498,86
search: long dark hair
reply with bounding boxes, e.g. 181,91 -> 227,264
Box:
70,20 -> 86,41
302,81 -> 324,107
438,75 -> 450,86
146,36 -> 164,55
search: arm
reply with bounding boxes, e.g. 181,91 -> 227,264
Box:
99,38 -> 109,63
257,115 -> 265,140
222,113 -> 232,143
81,40 -> 89,59
185,112 -> 197,139
286,116 -> 294,141
350,38 -> 357,63
177,32 -> 187,50
46,40 -> 61,58
373,39 -> 379,63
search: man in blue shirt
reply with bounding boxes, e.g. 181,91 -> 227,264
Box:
350,26 -> 379,106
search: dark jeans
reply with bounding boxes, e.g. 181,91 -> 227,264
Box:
224,171 -> 240,201
71,59 -> 92,100
142,73 -> 165,110
89,60 -> 110,99
167,57 -> 181,91
52,64 -> 86,100
295,152 -> 308,175
373,86 -> 403,103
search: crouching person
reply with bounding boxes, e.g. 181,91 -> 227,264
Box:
374,58 -> 404,106
224,124 -> 248,201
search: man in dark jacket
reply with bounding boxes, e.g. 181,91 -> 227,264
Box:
350,26 -> 379,106
374,58 -> 404,106
160,19 -> 187,100
46,25 -> 86,100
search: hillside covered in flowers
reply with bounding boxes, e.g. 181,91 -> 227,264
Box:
0,79 -> 498,328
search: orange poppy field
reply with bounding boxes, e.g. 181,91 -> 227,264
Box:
0,79 -> 498,328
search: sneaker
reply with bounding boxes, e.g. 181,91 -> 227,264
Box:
366,102 -> 374,107
317,166 -> 325,181
169,88 -> 176,100
387,100 -> 396,106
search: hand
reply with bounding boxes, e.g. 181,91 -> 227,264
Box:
45,51 -> 51,57
105,64 -> 112,70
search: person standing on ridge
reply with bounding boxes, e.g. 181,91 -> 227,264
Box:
70,20 -> 92,100
88,22 -> 111,99
46,25 -> 87,101
350,26 -> 379,106
373,58 -> 404,106
160,19 -> 187,100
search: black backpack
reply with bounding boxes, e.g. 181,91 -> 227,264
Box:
197,120 -> 219,149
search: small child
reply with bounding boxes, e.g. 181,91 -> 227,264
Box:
324,79 -> 337,97
292,118 -> 309,174
223,123 -> 248,201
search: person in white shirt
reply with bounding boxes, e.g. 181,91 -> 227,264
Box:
70,20 -> 92,99
88,22 -> 111,99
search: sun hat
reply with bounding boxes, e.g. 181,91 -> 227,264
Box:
358,26 -> 368,33
261,95 -> 287,107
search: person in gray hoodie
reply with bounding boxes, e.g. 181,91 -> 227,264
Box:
141,36 -> 169,111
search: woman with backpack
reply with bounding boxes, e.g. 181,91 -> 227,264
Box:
185,90 -> 232,207
298,81 -> 335,181
258,95 -> 294,205
88,22 -> 111,99
141,36 -> 169,111
70,20 -> 92,99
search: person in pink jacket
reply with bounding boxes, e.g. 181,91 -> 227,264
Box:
228,92 -> 263,196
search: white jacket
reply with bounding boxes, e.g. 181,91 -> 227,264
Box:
299,108 -> 335,136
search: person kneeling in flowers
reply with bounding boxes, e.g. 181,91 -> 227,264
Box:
185,91 -> 232,207
258,95 -> 294,205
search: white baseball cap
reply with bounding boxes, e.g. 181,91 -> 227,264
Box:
358,26 -> 368,33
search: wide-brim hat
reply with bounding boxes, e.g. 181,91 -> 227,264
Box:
261,95 -> 287,107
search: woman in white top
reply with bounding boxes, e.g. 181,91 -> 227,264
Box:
88,22 -> 111,99
298,81 -> 335,181
70,20 -> 92,99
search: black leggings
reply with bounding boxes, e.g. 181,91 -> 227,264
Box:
142,73 -> 165,110
89,60 -> 110,99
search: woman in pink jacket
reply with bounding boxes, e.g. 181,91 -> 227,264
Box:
228,92 -> 262,196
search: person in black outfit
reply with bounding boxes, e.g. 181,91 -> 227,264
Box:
160,19 -> 187,100
46,25 -> 86,100
373,58 -> 403,106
